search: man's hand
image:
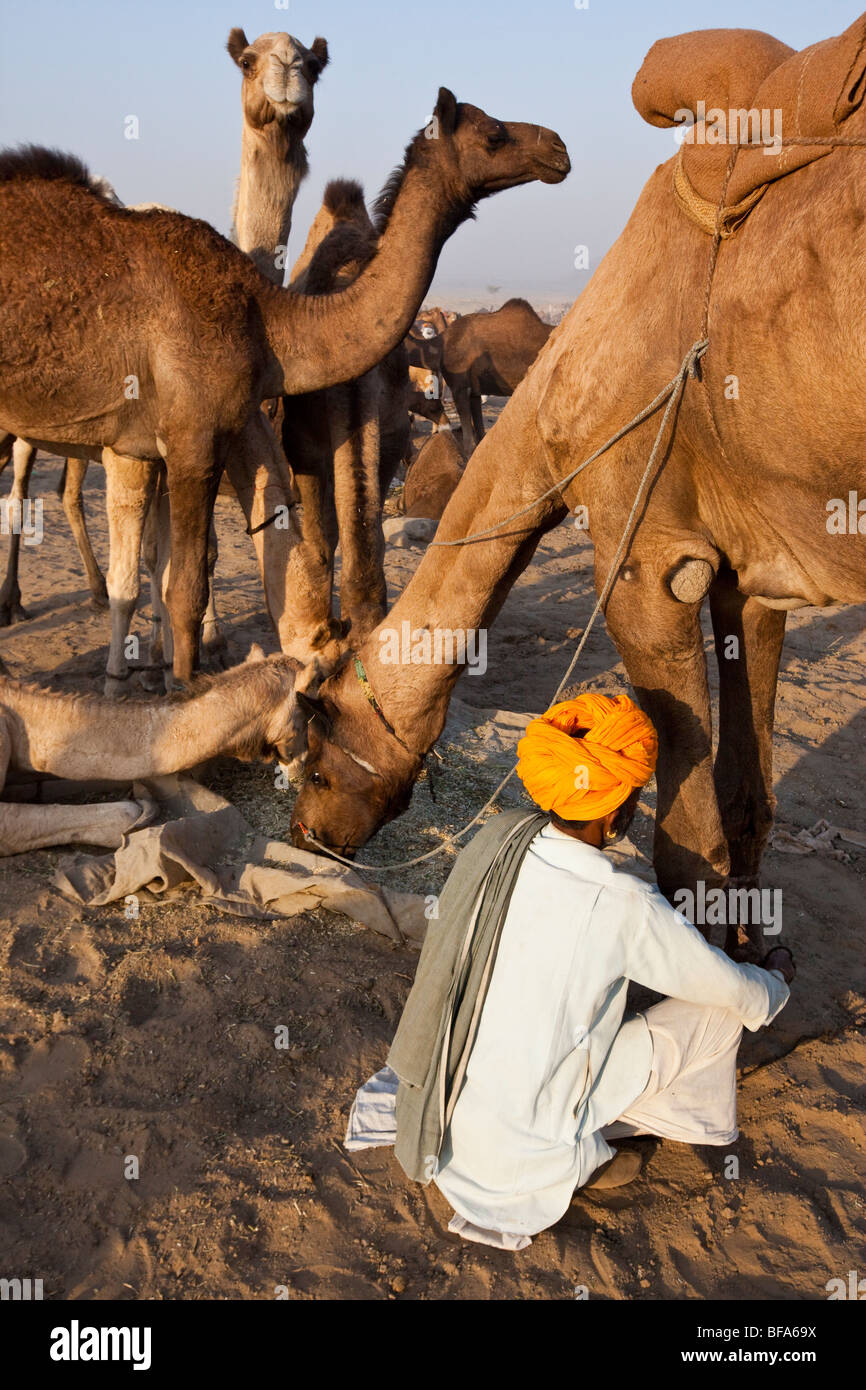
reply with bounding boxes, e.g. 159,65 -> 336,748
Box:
762,946 -> 795,985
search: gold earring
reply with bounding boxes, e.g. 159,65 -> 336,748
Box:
604,828 -> 618,841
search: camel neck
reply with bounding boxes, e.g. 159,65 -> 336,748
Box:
234,120 -> 307,284
257,158 -> 471,397
354,390 -> 566,757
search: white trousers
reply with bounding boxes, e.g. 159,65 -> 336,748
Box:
601,997 -> 744,1148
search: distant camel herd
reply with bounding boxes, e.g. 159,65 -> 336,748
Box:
1,17 -> 863,939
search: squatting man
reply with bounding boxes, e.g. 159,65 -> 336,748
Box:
345,692 -> 794,1248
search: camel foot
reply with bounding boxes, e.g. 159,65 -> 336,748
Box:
89,581 -> 110,611
104,672 -> 132,699
138,666 -> 165,694
201,628 -> 230,670
0,596 -> 28,626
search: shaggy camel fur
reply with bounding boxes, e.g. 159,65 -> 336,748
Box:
0,98 -> 568,687
0,646 -> 301,855
441,297 -> 551,447
290,18 -> 866,940
228,28 -> 329,281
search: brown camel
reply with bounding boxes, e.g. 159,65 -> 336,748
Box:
283,179 -> 413,646
0,646 -> 303,855
0,96 -> 569,685
290,18 -> 866,943
441,297 -> 552,448
402,430 -> 464,518
408,366 -> 450,431
136,27 -> 333,688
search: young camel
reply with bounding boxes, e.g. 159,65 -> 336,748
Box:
290,19 -> 866,941
441,297 -> 552,449
0,646 -> 302,855
0,101 -> 569,689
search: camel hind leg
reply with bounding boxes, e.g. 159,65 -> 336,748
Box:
710,568 -> 787,954
61,456 -> 108,609
0,438 -> 36,625
469,391 -> 486,446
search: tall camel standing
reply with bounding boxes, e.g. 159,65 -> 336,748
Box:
0,96 -> 569,688
142,27 -> 332,686
290,19 -> 866,937
228,27 -> 330,279
440,297 -> 552,448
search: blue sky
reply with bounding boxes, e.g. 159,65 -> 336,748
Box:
1,0 -> 862,300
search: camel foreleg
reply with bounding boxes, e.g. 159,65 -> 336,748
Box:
104,450 -> 159,696
61,456 -> 108,609
331,373 -> 388,641
163,438 -> 220,686
606,574 -> 730,910
0,439 -> 36,625
228,409 -> 342,666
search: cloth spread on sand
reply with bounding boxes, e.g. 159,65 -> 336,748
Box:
52,774 -> 426,946
516,694 -> 657,821
348,824 -> 789,1247
632,17 -> 866,223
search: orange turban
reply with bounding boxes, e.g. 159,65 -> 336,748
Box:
516,693 -> 657,821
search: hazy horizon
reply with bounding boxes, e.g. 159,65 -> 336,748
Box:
1,0 -> 862,304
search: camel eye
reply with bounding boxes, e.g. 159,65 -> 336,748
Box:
241,57 -> 253,73
308,771 -> 326,788
487,125 -> 508,150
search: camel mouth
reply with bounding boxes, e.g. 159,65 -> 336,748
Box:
537,153 -> 571,183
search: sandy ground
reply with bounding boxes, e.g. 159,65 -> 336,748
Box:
0,406 -> 864,1301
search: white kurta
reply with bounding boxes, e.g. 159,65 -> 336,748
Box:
429,824 -> 789,1238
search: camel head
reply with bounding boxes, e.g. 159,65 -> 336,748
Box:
289,663 -> 424,857
397,88 -> 570,211
227,28 -> 329,135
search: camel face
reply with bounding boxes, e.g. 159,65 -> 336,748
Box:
227,28 -> 328,133
444,95 -> 570,196
290,684 -> 420,855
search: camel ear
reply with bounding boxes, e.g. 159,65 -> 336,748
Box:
296,690 -> 332,738
435,87 -> 458,136
227,28 -> 251,68
309,37 -> 329,77
245,643 -> 266,664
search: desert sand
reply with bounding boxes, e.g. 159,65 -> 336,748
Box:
0,408 -> 864,1300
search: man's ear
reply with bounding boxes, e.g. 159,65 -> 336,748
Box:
434,87 -> 458,136
309,37 -> 329,77
296,691 -> 332,738
227,27 -> 251,68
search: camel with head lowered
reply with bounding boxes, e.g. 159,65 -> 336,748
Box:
289,17 -> 866,944
0,94 -> 569,690
440,297 -> 552,449
0,647 -> 303,855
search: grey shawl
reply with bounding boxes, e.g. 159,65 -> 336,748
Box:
387,808 -> 547,1184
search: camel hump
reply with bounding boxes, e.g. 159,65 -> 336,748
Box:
632,28 -> 794,128
322,178 -> 367,221
500,296 -> 539,315
0,143 -> 113,200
